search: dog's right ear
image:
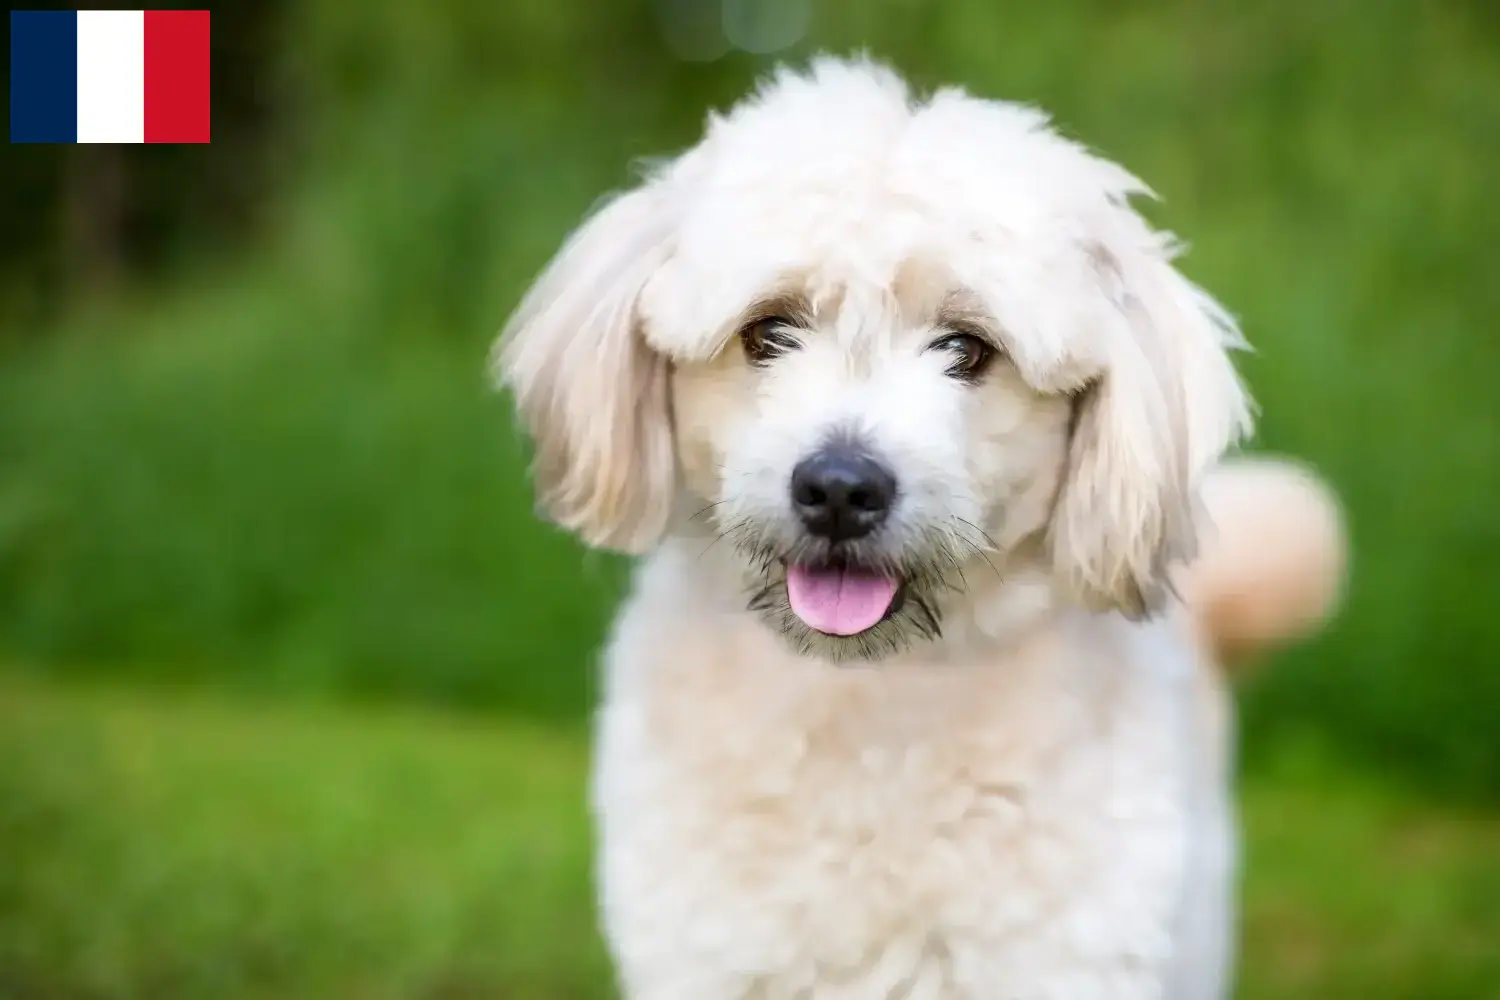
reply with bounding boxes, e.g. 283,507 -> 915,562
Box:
491,184 -> 677,554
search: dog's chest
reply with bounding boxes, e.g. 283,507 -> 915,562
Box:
593,640 -> 1192,999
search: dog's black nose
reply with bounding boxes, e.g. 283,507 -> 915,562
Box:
790,448 -> 897,542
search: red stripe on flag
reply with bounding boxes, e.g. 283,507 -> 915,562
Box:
143,10 -> 211,143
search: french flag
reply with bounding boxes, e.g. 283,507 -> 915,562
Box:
10,9 -> 210,143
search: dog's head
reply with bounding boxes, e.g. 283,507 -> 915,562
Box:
495,57 -> 1252,661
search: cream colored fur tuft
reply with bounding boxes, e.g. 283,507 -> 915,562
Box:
1177,456 -> 1348,671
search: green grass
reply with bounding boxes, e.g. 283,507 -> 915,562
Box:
0,672 -> 1495,1000
0,673 -> 606,1000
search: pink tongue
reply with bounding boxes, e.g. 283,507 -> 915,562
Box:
785,564 -> 900,636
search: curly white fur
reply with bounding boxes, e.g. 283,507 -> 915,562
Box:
495,55 -> 1345,1000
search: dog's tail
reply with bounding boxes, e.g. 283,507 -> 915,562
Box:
1175,455 -> 1348,675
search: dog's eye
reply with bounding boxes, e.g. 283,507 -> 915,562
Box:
928,332 -> 996,382
740,316 -> 800,366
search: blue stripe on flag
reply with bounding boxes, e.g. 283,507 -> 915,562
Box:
10,10 -> 79,143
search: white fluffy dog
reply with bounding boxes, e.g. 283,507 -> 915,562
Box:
495,56 -> 1346,1000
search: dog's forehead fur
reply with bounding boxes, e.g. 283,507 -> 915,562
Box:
637,57 -> 1163,393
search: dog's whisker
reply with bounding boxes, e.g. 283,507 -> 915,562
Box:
951,526 -> 1002,581
698,516 -> 755,562
955,517 -> 1002,553
690,499 -> 735,524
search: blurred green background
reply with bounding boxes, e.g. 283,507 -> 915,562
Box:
1,0 -> 1497,997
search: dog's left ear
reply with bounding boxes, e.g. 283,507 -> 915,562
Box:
1050,232 -> 1254,617
491,181 -> 677,554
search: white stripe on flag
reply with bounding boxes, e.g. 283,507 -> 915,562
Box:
76,10 -> 146,143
